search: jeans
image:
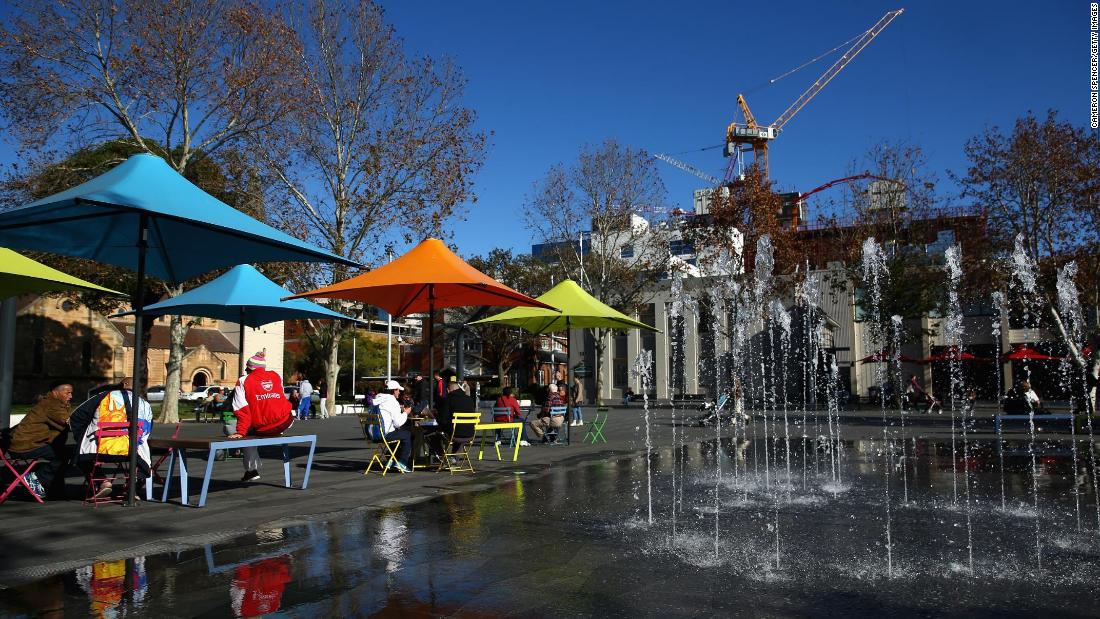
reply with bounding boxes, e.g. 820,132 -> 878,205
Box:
9,443 -> 65,491
297,397 -> 311,420
572,406 -> 583,423
385,429 -> 412,466
11,428 -> 70,491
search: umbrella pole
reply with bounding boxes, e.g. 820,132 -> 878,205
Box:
238,308 -> 246,378
428,291 -> 435,410
127,214 -> 148,507
566,316 -> 572,445
0,297 -> 15,430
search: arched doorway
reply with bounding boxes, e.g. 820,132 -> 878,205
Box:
191,371 -> 209,391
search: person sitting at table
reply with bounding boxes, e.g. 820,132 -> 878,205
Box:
69,377 -> 154,500
528,383 -> 566,443
227,351 -> 294,482
493,387 -> 522,422
1004,378 -> 1045,414
427,378 -> 478,458
6,380 -> 74,500
373,380 -> 412,472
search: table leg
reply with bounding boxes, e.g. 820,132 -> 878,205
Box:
283,445 -> 291,488
198,448 -> 217,508
511,427 -> 521,462
301,438 -> 316,489
161,449 -> 176,503
178,449 -> 189,506
478,430 -> 486,461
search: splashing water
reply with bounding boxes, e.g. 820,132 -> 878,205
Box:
633,350 -> 655,525
862,238 -> 893,578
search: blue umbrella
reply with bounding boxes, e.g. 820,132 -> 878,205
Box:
0,153 -> 357,506
114,264 -> 361,375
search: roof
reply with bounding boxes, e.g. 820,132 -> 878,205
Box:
111,321 -> 239,354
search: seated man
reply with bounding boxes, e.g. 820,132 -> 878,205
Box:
227,351 -> 294,482
7,381 -> 74,500
427,378 -> 478,457
373,380 -> 412,472
1003,379 -> 1042,414
527,383 -> 566,443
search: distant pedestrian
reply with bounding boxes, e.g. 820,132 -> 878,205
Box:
570,376 -> 585,427
297,375 -> 313,420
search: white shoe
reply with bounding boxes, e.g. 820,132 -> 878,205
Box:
577,421 -> 584,426
519,440 -> 530,447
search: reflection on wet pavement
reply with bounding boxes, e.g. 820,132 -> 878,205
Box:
2,437 -> 1099,617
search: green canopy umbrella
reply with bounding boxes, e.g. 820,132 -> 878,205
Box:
1,248 -> 125,428
471,279 -> 658,442
0,247 -> 124,297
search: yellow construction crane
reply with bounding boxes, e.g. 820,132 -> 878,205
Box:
725,8 -> 904,179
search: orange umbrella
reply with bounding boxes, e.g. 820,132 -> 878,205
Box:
288,238 -> 557,405
289,238 -> 555,315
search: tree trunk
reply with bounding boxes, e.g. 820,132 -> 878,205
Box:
159,315 -> 189,423
593,328 -> 607,406
323,335 -> 340,417
497,359 -> 507,388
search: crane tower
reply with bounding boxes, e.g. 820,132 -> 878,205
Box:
725,9 -> 904,179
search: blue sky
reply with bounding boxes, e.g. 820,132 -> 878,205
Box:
0,1 -> 1090,261
380,0 -> 1090,258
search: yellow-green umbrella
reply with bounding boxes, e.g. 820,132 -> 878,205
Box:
1,248 -> 124,429
470,279 -> 657,334
0,247 -> 123,297
471,280 -> 657,437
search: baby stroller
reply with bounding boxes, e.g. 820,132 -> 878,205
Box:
689,393 -> 736,427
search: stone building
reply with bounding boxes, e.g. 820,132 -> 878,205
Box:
11,294 -> 283,402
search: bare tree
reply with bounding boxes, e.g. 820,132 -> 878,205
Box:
259,0 -> 487,414
461,249 -> 553,385
0,0 -> 300,421
524,139 -> 670,403
957,111 -> 1100,411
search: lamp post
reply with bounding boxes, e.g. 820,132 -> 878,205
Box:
386,248 -> 394,380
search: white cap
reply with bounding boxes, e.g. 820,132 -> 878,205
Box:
385,379 -> 404,391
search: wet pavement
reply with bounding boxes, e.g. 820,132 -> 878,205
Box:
2,430 -> 1099,617
2,403 -> 1099,616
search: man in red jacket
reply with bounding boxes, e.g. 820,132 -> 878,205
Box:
227,351 -> 294,482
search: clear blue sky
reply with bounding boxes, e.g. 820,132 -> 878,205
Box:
0,1 -> 1090,261
380,0 -> 1090,258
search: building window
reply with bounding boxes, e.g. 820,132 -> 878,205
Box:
82,340 -> 92,375
669,238 -> 694,256
33,337 -> 44,374
620,244 -> 634,258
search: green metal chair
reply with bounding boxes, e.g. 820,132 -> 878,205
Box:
583,408 -> 609,443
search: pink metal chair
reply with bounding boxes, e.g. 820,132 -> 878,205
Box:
0,446 -> 44,505
84,421 -> 133,506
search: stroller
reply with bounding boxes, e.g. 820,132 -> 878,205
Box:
689,393 -> 737,427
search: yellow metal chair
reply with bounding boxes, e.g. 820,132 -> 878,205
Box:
438,412 -> 480,474
362,412 -> 406,476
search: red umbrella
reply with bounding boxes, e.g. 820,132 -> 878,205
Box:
1002,344 -> 1062,361
859,349 -> 921,363
920,346 -> 990,363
